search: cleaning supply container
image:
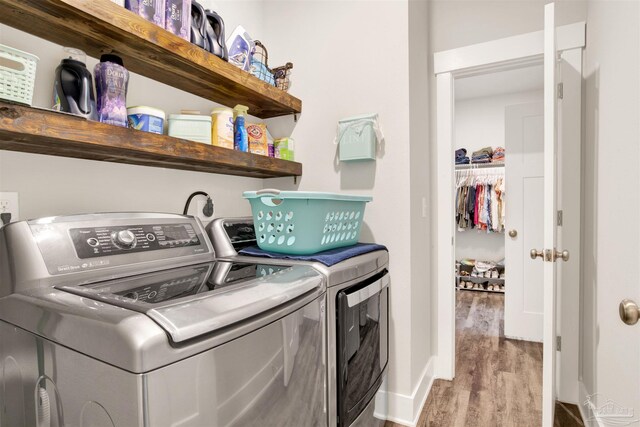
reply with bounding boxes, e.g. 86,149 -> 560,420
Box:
168,114 -> 212,144
233,104 -> 249,151
95,54 -> 129,127
0,44 -> 38,106
211,107 -> 234,149
127,106 -> 165,134
274,137 -> 295,160
243,189 -> 372,255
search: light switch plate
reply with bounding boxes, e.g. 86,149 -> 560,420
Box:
0,192 -> 19,223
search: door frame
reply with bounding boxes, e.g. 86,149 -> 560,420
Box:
433,22 -> 585,387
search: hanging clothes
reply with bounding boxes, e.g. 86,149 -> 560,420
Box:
455,167 -> 505,233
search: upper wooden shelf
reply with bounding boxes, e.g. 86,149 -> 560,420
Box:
0,101 -> 302,178
0,0 -> 302,119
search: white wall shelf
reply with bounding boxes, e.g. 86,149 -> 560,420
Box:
455,163 -> 505,169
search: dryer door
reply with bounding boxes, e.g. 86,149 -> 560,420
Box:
336,270 -> 389,427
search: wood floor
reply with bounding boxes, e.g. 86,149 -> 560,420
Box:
387,290 -> 545,427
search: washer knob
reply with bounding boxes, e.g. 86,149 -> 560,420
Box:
86,237 -> 100,247
113,229 -> 137,249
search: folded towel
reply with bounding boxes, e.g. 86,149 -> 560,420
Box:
238,243 -> 388,267
472,147 -> 494,158
492,146 -> 505,162
455,148 -> 470,165
471,153 -> 492,163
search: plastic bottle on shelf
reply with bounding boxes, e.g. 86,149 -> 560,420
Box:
233,104 -> 249,152
94,54 -> 129,127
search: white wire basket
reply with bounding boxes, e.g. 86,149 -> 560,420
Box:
0,44 -> 39,106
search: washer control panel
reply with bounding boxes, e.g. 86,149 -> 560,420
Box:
70,223 -> 200,259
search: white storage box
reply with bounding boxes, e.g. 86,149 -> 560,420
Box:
168,114 -> 212,144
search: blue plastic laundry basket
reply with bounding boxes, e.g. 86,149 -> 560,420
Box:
243,189 -> 372,255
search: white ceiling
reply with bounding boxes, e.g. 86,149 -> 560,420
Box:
455,64 -> 544,101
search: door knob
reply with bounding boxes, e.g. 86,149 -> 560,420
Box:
619,299 -> 640,325
508,229 -> 518,238
554,249 -> 570,262
530,249 -> 544,260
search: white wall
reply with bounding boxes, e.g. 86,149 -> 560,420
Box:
455,90 -> 543,156
262,1 -> 432,423
263,0 -> 414,381
456,231 -> 504,262
1,2 -> 433,423
581,0 -> 640,421
408,0 -> 433,418
0,1 -> 271,223
454,90 -> 543,263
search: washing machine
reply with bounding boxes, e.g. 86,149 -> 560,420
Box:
0,212 -> 327,427
208,217 -> 390,427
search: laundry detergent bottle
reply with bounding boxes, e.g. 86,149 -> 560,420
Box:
233,104 -> 249,152
53,47 -> 97,120
94,54 -> 129,127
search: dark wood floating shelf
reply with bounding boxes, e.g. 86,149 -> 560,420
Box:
0,0 -> 301,119
0,102 -> 302,179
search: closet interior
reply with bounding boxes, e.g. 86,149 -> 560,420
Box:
455,165 -> 505,293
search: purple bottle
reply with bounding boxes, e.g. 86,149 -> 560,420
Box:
94,54 -> 129,127
125,0 -> 165,27
165,0 -> 191,41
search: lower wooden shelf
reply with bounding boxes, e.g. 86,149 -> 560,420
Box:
0,101 -> 302,179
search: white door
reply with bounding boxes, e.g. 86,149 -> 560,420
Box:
504,102 -> 544,343
541,3 -> 561,425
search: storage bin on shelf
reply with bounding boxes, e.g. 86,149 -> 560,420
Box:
0,44 -> 38,106
243,189 -> 372,255
250,40 -> 276,86
273,63 -> 293,92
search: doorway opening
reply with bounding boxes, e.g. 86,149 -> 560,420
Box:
433,17 -> 585,426
450,64 -> 545,423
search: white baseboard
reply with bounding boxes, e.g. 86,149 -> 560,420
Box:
374,356 -> 435,426
578,380 -> 603,427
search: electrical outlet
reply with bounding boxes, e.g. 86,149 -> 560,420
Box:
195,199 -> 214,223
195,199 -> 206,219
0,192 -> 19,224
